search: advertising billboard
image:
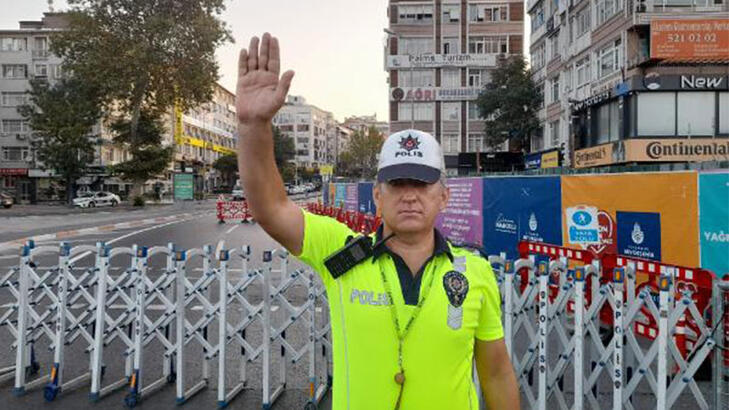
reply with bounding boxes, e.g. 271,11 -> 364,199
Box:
699,172 -> 729,278
651,19 -> 729,59
435,178 -> 484,247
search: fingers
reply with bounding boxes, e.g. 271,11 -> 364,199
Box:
268,37 -> 280,75
247,36 -> 259,72
259,33 -> 271,73
275,70 -> 295,102
238,48 -> 248,78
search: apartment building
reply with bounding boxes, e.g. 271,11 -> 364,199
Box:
341,114 -> 390,136
169,83 -> 238,193
528,0 -> 729,168
272,95 -> 337,170
385,0 -> 525,174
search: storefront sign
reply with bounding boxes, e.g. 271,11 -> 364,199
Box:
571,90 -> 612,111
625,139 -> 729,162
524,149 -> 560,169
573,144 -> 613,168
386,53 -> 496,69
651,19 -> 729,59
629,73 -> 729,91
390,87 -> 480,102
0,168 -> 28,176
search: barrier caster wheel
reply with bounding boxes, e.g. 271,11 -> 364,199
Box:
124,393 -> 140,408
304,402 -> 317,410
167,373 -> 176,383
44,384 -> 59,402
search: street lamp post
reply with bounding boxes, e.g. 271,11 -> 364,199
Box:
384,28 -> 415,130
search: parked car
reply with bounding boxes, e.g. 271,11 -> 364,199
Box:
231,185 -> 245,201
73,191 -> 121,208
1,191 -> 13,209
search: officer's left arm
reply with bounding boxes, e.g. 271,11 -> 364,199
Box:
474,338 -> 520,409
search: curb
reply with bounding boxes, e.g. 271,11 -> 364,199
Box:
0,211 -> 213,252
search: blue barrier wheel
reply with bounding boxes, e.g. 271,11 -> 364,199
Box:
43,384 -> 59,402
124,393 -> 140,408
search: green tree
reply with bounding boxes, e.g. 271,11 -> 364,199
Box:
337,126 -> 383,180
475,55 -> 542,152
212,153 -> 238,188
109,110 -> 174,194
18,78 -> 103,204
51,0 -> 232,162
273,125 -> 295,169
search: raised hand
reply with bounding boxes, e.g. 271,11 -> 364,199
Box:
236,33 -> 295,124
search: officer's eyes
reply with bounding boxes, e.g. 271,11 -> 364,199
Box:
389,179 -> 427,188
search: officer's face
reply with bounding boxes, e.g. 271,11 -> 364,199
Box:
373,179 -> 449,235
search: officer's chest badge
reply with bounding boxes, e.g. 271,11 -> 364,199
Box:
443,271 -> 469,330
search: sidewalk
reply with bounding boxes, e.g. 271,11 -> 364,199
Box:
0,199 -> 210,218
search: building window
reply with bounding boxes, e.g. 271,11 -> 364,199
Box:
2,64 -> 27,79
550,76 -> 560,103
442,102 -> 460,121
469,36 -> 507,54
2,120 -> 30,133
442,37 -> 459,55
0,37 -> 27,51
442,69 -> 460,87
531,43 -> 546,70
297,124 -> 310,132
442,134 -> 460,154
531,127 -> 544,151
677,92 -> 715,136
397,5 -> 434,24
399,69 -> 435,87
594,100 -> 620,144
399,37 -> 434,56
468,102 -> 481,120
549,34 -> 560,60
2,146 -> 30,161
548,120 -> 560,147
468,68 -> 490,87
442,4 -> 461,22
34,64 -> 48,77
470,4 -> 508,22
597,39 -> 621,78
1,92 -> 28,107
576,56 -> 590,86
597,0 -> 621,26
467,133 -> 487,152
399,102 -> 434,121
575,7 -> 591,38
531,3 -> 545,32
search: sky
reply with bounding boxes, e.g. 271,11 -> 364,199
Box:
2,0 -> 529,123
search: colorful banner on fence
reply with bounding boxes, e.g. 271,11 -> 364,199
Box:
435,178 -> 484,247
561,172 -> 699,267
334,183 -> 347,208
345,184 -> 358,212
357,182 -> 376,214
699,172 -> 729,278
482,176 -> 563,259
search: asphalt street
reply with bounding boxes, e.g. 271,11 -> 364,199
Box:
0,200 -> 720,409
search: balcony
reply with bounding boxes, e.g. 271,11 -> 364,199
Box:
632,0 -> 729,25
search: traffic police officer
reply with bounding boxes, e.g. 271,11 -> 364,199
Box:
235,32 -> 519,410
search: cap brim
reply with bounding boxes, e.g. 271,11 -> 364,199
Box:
377,164 -> 441,184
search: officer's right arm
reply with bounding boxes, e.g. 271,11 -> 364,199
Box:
236,33 -> 303,254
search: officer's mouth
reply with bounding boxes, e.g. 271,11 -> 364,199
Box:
398,210 -> 422,217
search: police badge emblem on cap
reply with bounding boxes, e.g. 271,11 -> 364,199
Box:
443,271 -> 469,330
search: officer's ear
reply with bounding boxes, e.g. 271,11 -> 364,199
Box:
373,183 -> 382,206
439,183 -> 450,212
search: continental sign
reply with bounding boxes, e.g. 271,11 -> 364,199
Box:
625,139 -> 729,162
573,144 -> 613,168
651,19 -> 729,59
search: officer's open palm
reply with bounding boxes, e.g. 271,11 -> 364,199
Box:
236,33 -> 295,123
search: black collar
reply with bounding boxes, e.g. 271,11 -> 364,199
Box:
371,224 -> 454,263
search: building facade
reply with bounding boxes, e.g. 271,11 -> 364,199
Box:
385,0 -> 525,174
528,0 -> 729,169
272,95 -> 337,170
168,83 -> 238,194
341,114 -> 390,136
